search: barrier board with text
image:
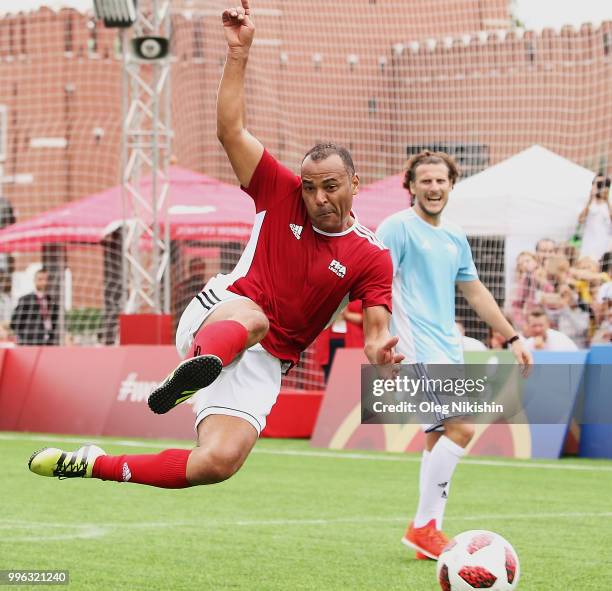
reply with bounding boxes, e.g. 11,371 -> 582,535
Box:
310,349 -> 587,459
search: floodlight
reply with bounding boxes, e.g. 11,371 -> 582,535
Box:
93,0 -> 137,28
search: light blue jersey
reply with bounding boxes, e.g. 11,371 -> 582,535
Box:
376,208 -> 478,364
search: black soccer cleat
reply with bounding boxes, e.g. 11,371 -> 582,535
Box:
147,354 -> 223,414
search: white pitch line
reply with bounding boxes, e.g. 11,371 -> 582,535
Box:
3,432 -> 612,472
235,511 -> 612,526
0,511 -> 610,538
253,448 -> 612,472
0,521 -> 108,542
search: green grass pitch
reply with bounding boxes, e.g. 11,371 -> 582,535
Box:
1,432 -> 611,590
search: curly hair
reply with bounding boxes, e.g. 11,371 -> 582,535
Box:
403,150 -> 460,190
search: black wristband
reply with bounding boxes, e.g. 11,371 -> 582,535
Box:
504,335 -> 520,347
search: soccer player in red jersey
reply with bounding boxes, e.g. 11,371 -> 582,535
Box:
28,0 -> 403,489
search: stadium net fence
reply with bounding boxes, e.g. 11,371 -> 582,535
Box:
0,1 -> 611,389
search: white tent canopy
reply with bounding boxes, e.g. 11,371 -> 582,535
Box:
444,144 -> 595,301
445,144 -> 594,237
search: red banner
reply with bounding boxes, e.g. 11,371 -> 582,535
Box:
0,347 -> 321,440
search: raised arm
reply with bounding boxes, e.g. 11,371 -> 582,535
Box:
217,0 -> 264,188
578,194 -> 593,225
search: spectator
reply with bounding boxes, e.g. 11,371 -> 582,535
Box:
315,300 -> 364,382
538,254 -> 571,327
541,254 -> 570,290
523,308 -> 579,351
10,268 -> 59,345
0,271 -> 13,323
0,196 -> 16,275
593,252 -> 612,315
343,299 -> 364,349
0,195 -> 16,228
570,256 -> 610,305
509,251 -> 539,329
0,321 -> 15,348
591,302 -> 612,344
556,241 -> 579,267
535,238 -> 556,267
556,285 -> 590,348
601,251 -> 612,275
456,321 -> 487,351
597,279 -> 612,306
315,316 -> 347,383
578,174 -> 612,263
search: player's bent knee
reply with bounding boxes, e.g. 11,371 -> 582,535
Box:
187,446 -> 248,485
445,422 -> 475,447
252,310 -> 269,335
244,310 -> 269,342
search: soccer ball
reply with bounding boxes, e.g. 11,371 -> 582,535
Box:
436,530 -> 520,590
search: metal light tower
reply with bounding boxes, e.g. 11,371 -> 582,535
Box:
94,0 -> 172,315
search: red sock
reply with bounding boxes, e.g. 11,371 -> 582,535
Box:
92,449 -> 191,489
187,319 -> 249,366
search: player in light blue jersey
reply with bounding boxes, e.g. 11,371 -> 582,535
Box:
377,150 -> 532,560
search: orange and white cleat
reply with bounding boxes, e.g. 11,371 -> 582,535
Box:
401,519 -> 449,560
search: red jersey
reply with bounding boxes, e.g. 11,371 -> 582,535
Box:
226,150 -> 392,363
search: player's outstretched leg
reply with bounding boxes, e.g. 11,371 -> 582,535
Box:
29,445 -> 192,488
28,445 -> 106,479
28,417 -> 257,488
148,319 -> 249,414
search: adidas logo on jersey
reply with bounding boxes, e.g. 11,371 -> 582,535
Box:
290,224 -> 303,240
328,259 -> 346,278
122,462 -> 132,482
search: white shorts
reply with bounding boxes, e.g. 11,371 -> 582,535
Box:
192,343 -> 282,435
175,274 -> 250,358
175,274 -> 283,435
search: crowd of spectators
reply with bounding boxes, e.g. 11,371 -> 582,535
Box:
497,174 -> 611,350
508,237 -> 611,350
461,174 -> 611,352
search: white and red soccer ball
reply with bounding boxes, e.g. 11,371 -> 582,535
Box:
437,530 -> 520,591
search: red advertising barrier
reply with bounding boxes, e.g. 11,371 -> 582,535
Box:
263,391 -> 323,438
119,314 -> 173,345
0,347 -> 39,431
0,346 -> 322,440
18,347 -> 128,436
